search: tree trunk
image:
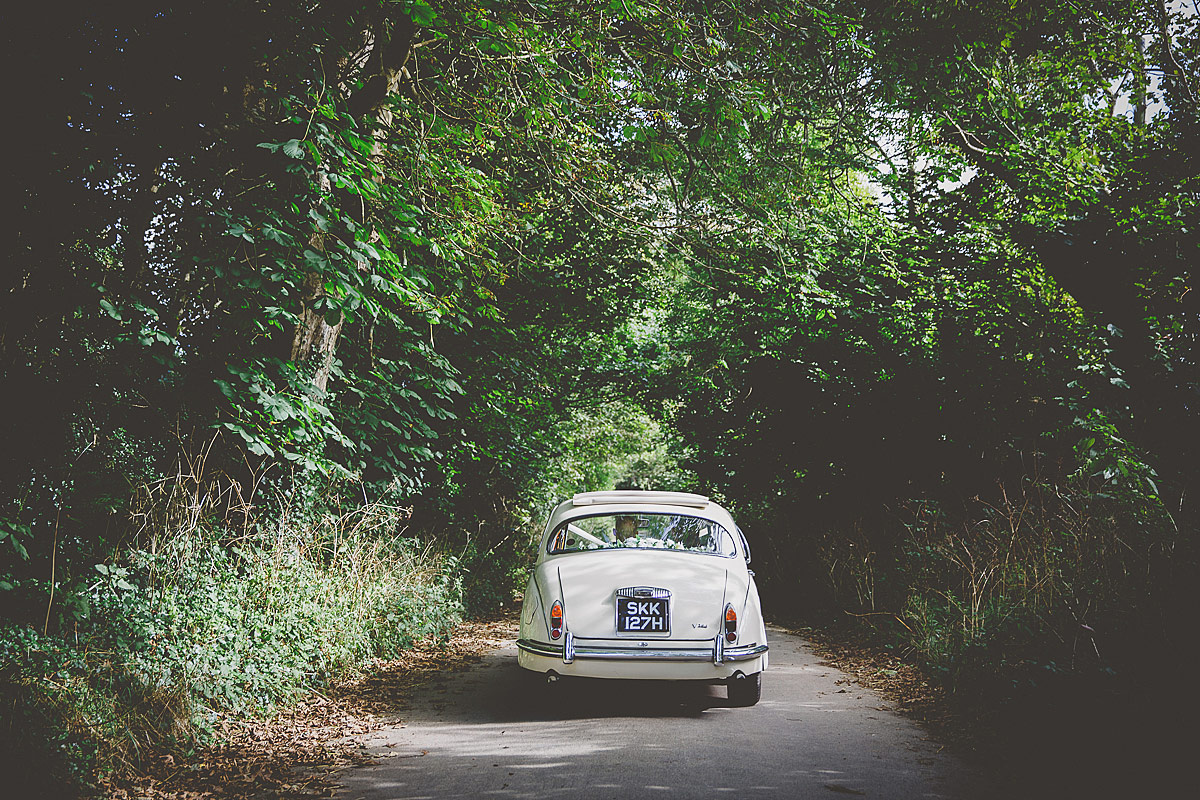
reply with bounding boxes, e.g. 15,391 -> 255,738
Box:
290,257 -> 343,394
1132,34 -> 1148,128
290,11 -> 417,394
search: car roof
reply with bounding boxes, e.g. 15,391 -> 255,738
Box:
569,490 -> 711,508
544,491 -> 737,534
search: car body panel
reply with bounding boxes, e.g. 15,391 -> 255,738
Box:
517,491 -> 768,685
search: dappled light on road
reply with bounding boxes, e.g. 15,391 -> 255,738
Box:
337,628 -> 980,800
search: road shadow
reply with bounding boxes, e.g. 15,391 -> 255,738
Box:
412,651 -> 739,725
338,633 -> 982,800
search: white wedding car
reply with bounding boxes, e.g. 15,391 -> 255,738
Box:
517,491 -> 768,705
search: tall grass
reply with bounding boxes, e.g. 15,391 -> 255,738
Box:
813,460 -> 1176,692
0,467 -> 463,796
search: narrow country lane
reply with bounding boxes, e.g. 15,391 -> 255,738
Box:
335,626 -> 985,800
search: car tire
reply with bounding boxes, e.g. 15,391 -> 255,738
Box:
728,672 -> 762,706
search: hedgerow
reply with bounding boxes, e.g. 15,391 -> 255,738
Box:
0,492 -> 461,796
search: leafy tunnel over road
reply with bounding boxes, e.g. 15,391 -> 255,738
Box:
4,2 -> 1199,795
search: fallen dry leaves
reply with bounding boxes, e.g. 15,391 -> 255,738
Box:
102,615 -> 966,799
101,616 -> 516,800
780,620 -> 973,754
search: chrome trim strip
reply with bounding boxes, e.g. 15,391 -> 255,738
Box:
519,639 -> 565,658
518,639 -> 767,663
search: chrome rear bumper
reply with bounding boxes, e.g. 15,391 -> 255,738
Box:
518,636 -> 768,665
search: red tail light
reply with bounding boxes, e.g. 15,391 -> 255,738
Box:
550,600 -> 564,640
724,604 -> 737,643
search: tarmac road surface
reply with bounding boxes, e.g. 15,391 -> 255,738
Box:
335,626 -> 984,799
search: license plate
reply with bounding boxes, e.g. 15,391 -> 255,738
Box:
617,597 -> 670,634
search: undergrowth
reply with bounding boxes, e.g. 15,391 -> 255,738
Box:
809,442 -> 1183,702
0,476 -> 463,797
797,441 -> 1196,797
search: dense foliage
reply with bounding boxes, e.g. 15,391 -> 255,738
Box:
2,0 -> 1198,794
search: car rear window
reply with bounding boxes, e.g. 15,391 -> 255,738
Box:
548,513 -> 736,557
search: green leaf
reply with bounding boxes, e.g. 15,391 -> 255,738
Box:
304,249 -> 328,270
409,0 -> 437,26
100,299 -> 122,320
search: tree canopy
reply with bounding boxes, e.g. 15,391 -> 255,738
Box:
2,0 -> 1199,791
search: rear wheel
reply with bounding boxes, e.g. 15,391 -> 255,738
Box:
728,672 -> 762,706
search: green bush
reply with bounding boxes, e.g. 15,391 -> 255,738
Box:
0,495 -> 463,796
811,446 -> 1174,695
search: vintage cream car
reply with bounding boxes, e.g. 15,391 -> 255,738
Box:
517,490 -> 768,705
